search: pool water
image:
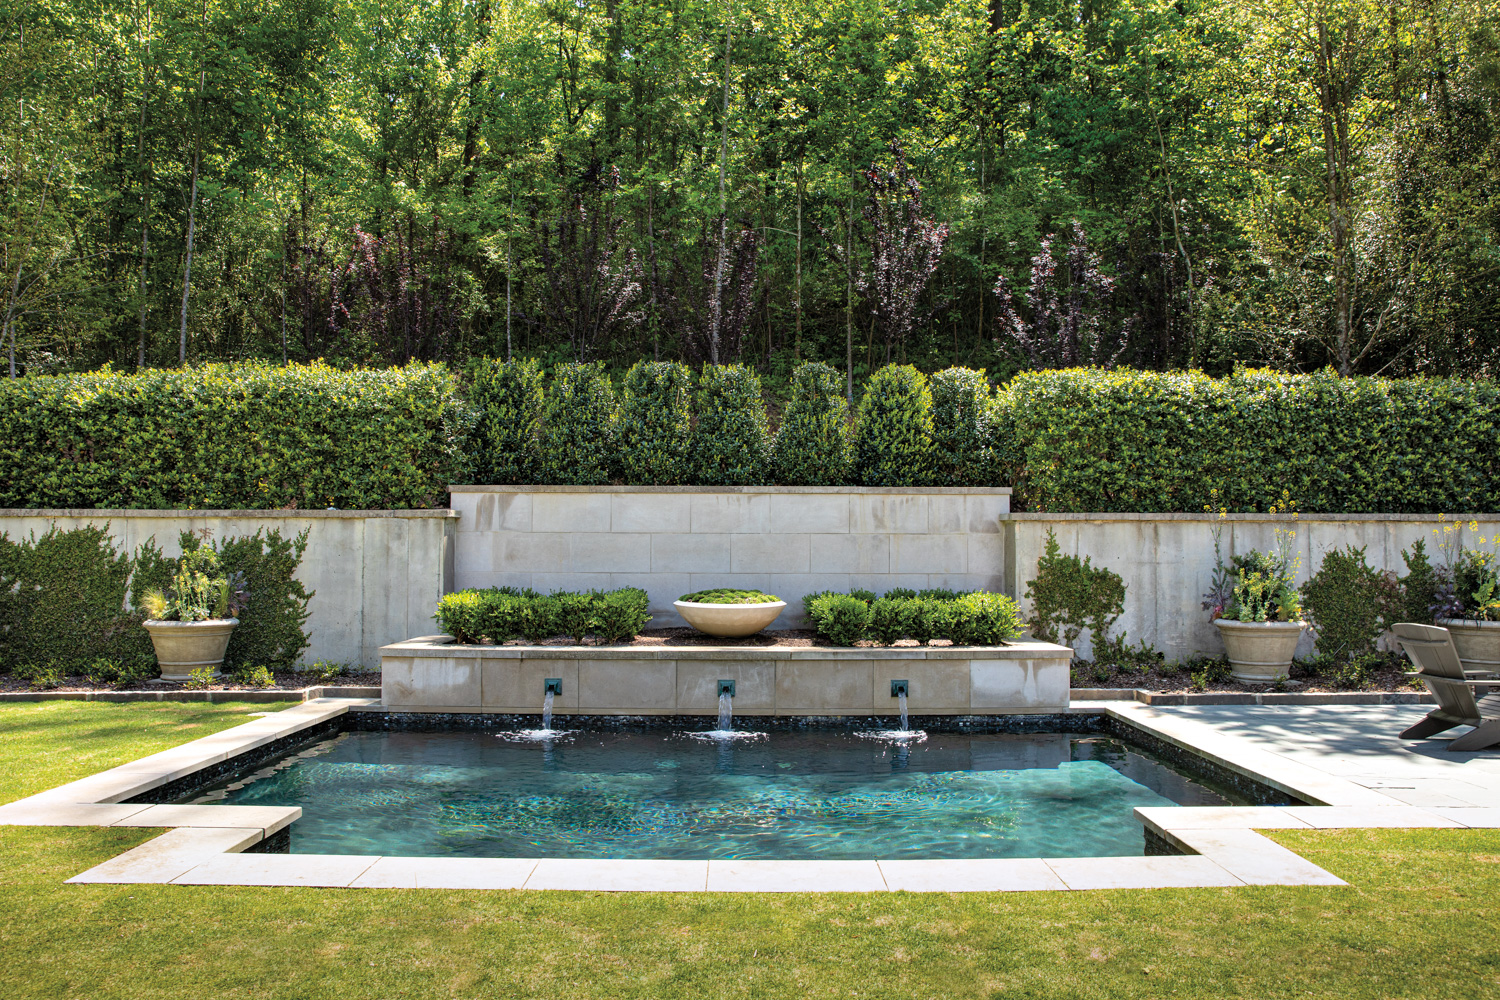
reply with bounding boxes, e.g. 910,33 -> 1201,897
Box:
197,728 -> 1247,860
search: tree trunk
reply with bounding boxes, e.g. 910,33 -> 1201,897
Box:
179,144 -> 199,366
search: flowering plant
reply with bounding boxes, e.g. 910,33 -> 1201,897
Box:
1432,517 -> 1500,622
1204,488 -> 1302,623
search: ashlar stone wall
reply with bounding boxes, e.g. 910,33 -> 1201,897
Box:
449,486 -> 1013,629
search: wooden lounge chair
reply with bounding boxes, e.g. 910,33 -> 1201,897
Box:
1393,622 -> 1500,752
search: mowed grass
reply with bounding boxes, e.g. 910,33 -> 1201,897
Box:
2,703 -> 1499,999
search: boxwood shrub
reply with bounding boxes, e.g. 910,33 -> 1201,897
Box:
469,357 -> 544,484
538,362 -> 618,485
930,366 -> 993,487
691,363 -> 771,485
773,361 -> 850,485
851,364 -> 935,486
619,360 -> 694,485
0,361 -> 466,509
804,587 -> 1021,647
436,586 -> 650,645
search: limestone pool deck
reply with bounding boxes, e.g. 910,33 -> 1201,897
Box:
2,698 -> 1498,892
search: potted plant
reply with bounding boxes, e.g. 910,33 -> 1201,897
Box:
673,589 -> 786,638
1434,536 -> 1500,676
1210,550 -> 1307,683
140,547 -> 245,681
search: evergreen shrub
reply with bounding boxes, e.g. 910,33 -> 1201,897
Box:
435,586 -> 650,644
773,361 -> 850,485
619,361 -> 694,485
851,364 -> 935,486
806,593 -> 872,646
539,362 -> 618,485
930,367 -> 992,486
1007,367 -> 1500,512
0,362 -> 466,509
469,357 -> 544,483
1024,529 -> 1127,648
1300,545 -> 1400,662
691,364 -> 771,485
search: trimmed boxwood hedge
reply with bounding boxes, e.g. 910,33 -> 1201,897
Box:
691,363 -> 771,486
0,362 -> 467,509
851,364 -> 936,487
619,361 -> 693,485
1007,367 -> 1500,512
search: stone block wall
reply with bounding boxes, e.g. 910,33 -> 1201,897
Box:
1005,513 -> 1500,662
449,486 -> 1013,629
0,509 -> 457,668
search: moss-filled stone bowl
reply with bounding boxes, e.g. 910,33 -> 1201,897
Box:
673,597 -> 787,638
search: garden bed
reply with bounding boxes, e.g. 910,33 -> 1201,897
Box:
0,667 -> 381,695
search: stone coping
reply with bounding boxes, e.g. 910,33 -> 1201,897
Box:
10,697 -> 1498,893
450,484 -> 1012,495
1006,511 -> 1495,522
1071,688 -> 1433,706
0,508 -> 458,519
0,685 -> 381,704
380,635 -> 1070,661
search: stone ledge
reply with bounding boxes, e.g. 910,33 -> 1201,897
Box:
381,636 -> 1069,662
1006,511 -> 1494,522
451,485 -> 1012,495
0,685 -> 382,704
0,508 -> 458,518
1070,688 -> 1432,706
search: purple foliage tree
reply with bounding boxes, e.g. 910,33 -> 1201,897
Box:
993,220 -> 1119,368
649,215 -> 761,363
535,164 -> 643,362
830,145 -> 950,363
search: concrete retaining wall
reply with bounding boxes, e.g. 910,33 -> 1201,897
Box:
449,486 -> 1012,629
0,509 -> 457,668
380,636 -> 1072,715
1005,513 -> 1500,662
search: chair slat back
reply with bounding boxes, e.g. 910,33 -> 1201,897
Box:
1394,623 -> 1479,720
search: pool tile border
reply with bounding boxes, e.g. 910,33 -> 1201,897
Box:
7,697 -> 1498,893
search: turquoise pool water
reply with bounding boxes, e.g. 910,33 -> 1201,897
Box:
199,729 -> 1246,860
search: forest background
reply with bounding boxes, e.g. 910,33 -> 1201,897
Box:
3,0 -> 1497,393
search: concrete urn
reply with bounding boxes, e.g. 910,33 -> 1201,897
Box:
1213,618 -> 1306,683
143,618 -> 239,681
1436,618 -> 1500,676
674,600 -> 786,638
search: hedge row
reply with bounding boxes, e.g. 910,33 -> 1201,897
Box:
468,359 -> 995,489
6,361 -> 1497,512
1007,368 -> 1500,512
0,362 -> 468,509
436,586 -> 652,645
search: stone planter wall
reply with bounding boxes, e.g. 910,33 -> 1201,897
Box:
380,635 -> 1071,715
0,508 -> 457,668
449,486 -> 1012,630
1006,513 -> 1500,662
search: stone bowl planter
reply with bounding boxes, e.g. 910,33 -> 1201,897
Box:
1436,618 -> 1500,676
674,600 -> 786,638
143,619 -> 239,681
1213,618 -> 1306,683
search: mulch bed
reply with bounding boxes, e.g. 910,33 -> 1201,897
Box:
0,668 -> 381,695
1076,657 -> 1421,695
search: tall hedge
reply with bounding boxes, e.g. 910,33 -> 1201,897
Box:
0,362 -> 466,509
1007,367 -> 1500,512
851,364 -> 936,486
773,361 -> 850,485
930,367 -> 992,486
619,360 -> 694,485
469,357 -> 544,484
691,364 -> 771,485
538,362 -> 618,485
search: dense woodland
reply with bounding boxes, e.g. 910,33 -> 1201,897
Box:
3,0 -> 1498,385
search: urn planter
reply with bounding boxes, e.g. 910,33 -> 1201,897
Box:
143,618 -> 239,681
1436,618 -> 1500,676
674,600 -> 786,638
1213,618 -> 1306,683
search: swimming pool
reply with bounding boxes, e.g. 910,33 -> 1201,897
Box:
194,727 -> 1249,860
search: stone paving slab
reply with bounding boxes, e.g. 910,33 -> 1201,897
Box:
1164,829 -> 1346,887
112,804 -> 301,835
68,827 -> 265,884
1044,855 -> 1244,891
878,859 -> 1067,893
526,859 -> 708,892
706,860 -> 887,893
351,857 -> 538,889
174,853 -> 380,887
0,801 -> 153,826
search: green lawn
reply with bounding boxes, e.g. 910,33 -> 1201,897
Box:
2,703 -> 1498,999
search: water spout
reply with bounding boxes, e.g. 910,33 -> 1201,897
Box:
897,690 -> 908,733
717,690 -> 733,732
542,689 -> 555,732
